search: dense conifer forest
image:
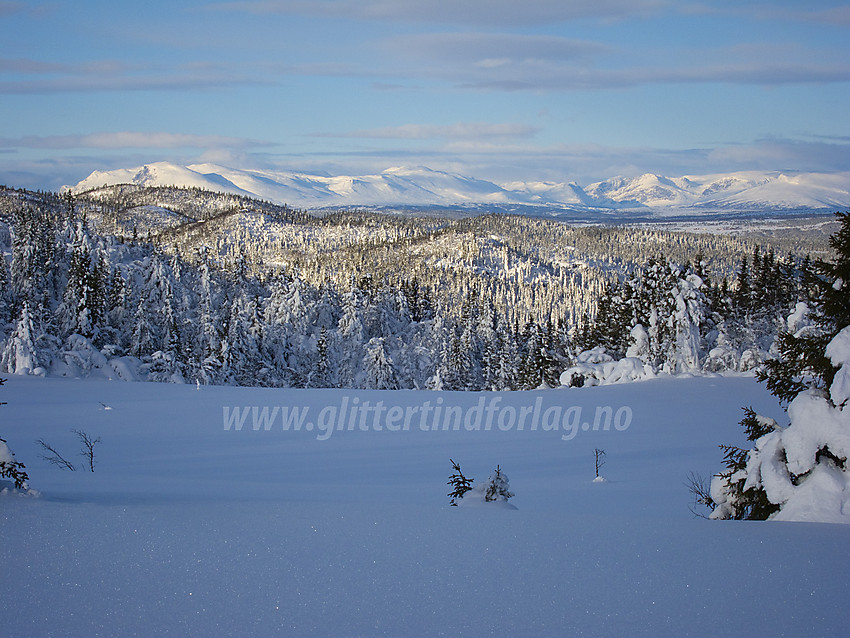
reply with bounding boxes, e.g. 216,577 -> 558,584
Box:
0,184 -> 835,390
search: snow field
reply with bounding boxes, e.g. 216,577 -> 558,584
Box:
2,375 -> 848,636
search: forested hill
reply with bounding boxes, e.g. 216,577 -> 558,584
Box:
0,184 -> 836,389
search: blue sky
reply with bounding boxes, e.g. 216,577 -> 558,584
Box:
1,0 -> 849,190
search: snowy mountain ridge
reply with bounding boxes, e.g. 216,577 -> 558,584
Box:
71,162 -> 850,213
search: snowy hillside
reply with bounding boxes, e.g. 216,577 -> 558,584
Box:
2,374 -> 849,636
585,171 -> 850,211
73,162 -> 526,208
70,162 -> 850,213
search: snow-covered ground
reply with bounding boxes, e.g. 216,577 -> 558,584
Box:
2,375 -> 848,636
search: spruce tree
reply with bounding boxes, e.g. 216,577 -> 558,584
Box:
362,337 -> 397,390
447,459 -> 474,506
710,212 -> 850,521
1,303 -> 42,375
0,435 -> 29,490
0,379 -> 29,491
484,465 -> 514,502
756,212 -> 850,403
710,408 -> 781,520
314,327 -> 331,388
734,255 -> 751,312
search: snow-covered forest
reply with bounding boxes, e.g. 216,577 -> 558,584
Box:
0,184 -> 834,390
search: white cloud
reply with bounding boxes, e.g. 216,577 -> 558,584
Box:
707,138 -> 850,173
383,32 -> 610,62
746,4 -> 850,25
0,2 -> 30,17
0,57 -> 267,94
256,136 -> 850,186
204,0 -> 672,26
0,58 -> 67,73
0,132 -> 271,151
328,122 -> 539,141
376,33 -> 850,91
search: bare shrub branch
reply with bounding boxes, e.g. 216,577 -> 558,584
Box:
36,438 -> 76,471
686,471 -> 715,519
73,429 -> 101,472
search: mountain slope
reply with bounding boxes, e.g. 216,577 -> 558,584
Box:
71,162 -> 850,212
585,171 -> 850,211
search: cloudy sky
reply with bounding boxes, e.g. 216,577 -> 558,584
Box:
2,0 -> 849,190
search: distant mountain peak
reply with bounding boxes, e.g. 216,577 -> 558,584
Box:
70,163 -> 850,213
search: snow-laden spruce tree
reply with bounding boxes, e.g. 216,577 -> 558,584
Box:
710,212 -> 850,523
362,337 -> 398,390
1,302 -> 44,375
0,378 -> 35,494
0,435 -> 29,491
484,465 -> 514,503
336,282 -> 367,388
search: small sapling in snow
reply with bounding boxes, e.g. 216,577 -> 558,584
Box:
447,458 -> 474,505
75,429 -> 102,472
593,448 -> 607,483
449,461 -> 515,505
483,464 -> 514,502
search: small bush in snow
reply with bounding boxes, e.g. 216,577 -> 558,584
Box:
36,429 -> 102,472
685,471 -> 714,517
75,429 -> 102,472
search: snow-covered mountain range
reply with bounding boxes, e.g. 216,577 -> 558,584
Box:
70,161 -> 850,212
